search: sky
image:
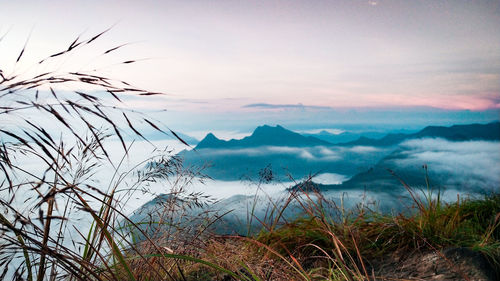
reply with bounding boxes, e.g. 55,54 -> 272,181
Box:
1,0 -> 500,131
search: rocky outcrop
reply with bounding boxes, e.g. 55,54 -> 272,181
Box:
372,247 -> 497,280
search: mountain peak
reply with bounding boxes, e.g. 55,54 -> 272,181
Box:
195,132 -> 224,149
204,132 -> 218,140
252,124 -> 286,136
194,124 -> 330,149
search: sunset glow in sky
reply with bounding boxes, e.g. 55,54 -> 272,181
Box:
1,0 -> 499,112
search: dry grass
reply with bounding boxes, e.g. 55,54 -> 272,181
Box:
0,29 -> 208,281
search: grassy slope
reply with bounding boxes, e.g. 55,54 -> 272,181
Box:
127,190 -> 499,281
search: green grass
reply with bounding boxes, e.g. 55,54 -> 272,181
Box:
252,190 -> 500,280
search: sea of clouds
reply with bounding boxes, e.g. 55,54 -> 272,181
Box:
393,138 -> 500,192
3,137 -> 499,216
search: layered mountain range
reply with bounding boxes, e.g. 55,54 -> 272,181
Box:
137,122 -> 500,235
194,122 -> 500,149
172,122 -> 500,191
195,125 -> 330,149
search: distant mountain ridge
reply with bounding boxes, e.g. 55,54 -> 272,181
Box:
172,122 -> 500,181
303,130 -> 388,144
195,125 -> 330,149
340,122 -> 500,147
195,122 -> 500,150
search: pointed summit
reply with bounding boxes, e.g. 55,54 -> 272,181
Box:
204,132 -> 218,140
195,133 -> 226,149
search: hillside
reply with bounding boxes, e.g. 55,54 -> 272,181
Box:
341,121 -> 500,146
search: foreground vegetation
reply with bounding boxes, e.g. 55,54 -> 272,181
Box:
121,186 -> 499,281
1,30 -> 498,280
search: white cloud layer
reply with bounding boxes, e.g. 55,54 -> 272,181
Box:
395,138 -> 500,191
194,145 -> 384,162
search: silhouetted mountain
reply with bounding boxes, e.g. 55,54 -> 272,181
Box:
414,122 -> 500,140
195,133 -> 225,149
195,125 -> 330,149
303,130 -> 388,143
196,122 -> 500,150
175,122 -> 500,181
342,122 -> 500,146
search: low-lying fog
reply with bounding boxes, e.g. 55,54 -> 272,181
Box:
395,138 -> 500,191
4,137 -> 499,217
2,135 -> 498,247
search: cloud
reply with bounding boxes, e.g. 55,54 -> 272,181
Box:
318,147 -> 338,156
198,146 -> 335,160
242,103 -> 332,110
299,128 -> 346,135
312,173 -> 349,184
347,146 -> 381,153
393,138 -> 500,191
193,145 -> 385,162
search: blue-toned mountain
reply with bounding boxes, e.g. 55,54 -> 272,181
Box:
341,122 -> 500,146
175,122 -> 500,182
195,125 -> 330,149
